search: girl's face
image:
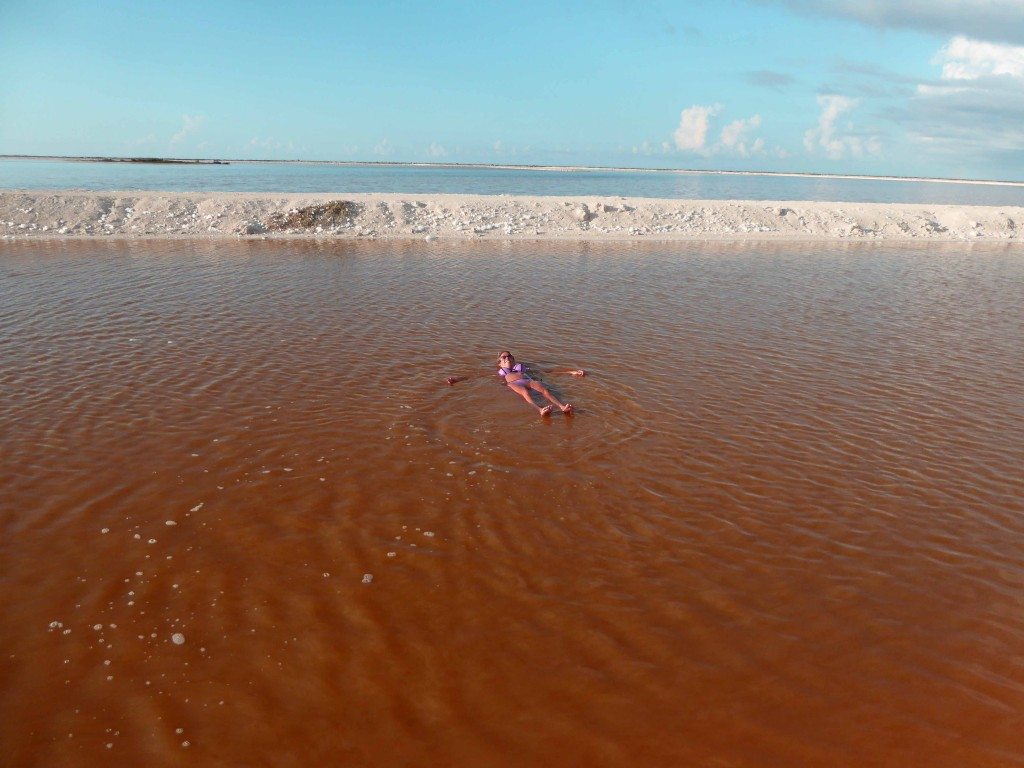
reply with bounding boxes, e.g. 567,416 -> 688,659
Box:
498,352 -> 514,368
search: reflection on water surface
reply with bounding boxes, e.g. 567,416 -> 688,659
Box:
1,239 -> 1023,767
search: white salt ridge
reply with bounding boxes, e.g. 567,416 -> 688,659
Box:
171,633 -> 185,645
4,191 -> 1023,243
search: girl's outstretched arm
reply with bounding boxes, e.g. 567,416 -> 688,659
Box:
526,364 -> 586,377
445,371 -> 494,386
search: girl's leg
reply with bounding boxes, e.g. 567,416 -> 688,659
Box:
509,383 -> 553,415
528,381 -> 573,414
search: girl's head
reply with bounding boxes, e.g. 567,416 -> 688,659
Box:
497,351 -> 514,368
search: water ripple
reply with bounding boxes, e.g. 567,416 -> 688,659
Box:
2,239 -> 1023,767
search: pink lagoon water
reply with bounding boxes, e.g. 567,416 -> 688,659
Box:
2,239 -> 1022,767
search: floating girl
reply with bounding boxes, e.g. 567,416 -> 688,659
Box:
447,351 -> 585,417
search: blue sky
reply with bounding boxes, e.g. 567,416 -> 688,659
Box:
2,0 -> 1023,179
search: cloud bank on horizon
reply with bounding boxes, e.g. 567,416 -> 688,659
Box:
663,0 -> 1024,177
0,0 -> 1022,179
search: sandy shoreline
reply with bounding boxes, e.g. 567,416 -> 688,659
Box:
2,190 -> 1023,242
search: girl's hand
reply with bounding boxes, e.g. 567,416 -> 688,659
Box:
571,369 -> 586,377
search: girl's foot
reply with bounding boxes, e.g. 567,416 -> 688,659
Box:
561,403 -> 574,415
540,405 -> 554,417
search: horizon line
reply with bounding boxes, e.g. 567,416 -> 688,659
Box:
3,154 -> 1024,189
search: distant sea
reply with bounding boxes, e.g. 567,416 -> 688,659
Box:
3,157 -> 1024,206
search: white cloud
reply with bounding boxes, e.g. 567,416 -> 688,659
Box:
426,142 -> 447,158
493,140 -> 503,152
818,34 -> 1024,171
895,38 -> 1024,156
804,95 -> 881,159
937,36 -> 1024,80
915,83 -> 968,96
671,106 -> 772,157
804,95 -> 854,153
673,104 -> 721,152
719,115 -> 764,157
373,139 -> 394,156
170,114 -> 204,145
798,94 -> 880,158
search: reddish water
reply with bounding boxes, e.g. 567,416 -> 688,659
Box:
2,239 -> 1023,767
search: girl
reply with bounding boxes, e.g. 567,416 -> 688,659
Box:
447,351 -> 585,417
